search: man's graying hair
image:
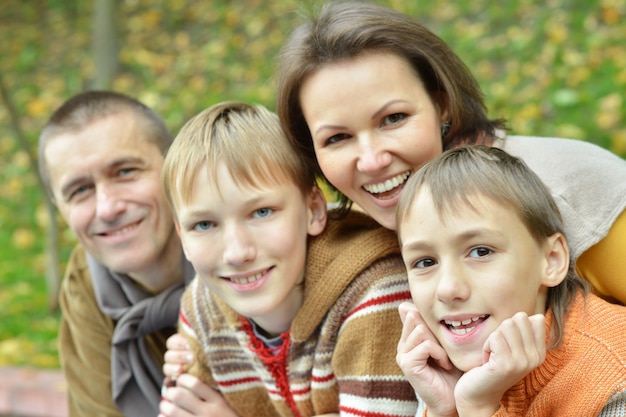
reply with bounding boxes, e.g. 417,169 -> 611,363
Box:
38,90 -> 172,200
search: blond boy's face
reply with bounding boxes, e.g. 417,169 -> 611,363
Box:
399,187 -> 557,372
174,162 -> 326,336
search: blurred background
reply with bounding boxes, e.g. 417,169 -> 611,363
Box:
1,0 -> 624,369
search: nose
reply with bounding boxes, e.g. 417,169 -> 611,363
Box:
95,184 -> 125,221
355,132 -> 392,173
222,223 -> 256,266
436,260 -> 471,304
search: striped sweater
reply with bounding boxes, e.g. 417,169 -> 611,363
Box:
180,211 -> 419,417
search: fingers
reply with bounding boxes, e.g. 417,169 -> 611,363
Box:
160,374 -> 239,417
398,301 -> 419,323
175,374 -> 220,401
160,375 -> 211,416
163,333 -> 193,377
163,351 -> 193,377
167,332 -> 190,350
483,312 -> 546,372
397,305 -> 453,372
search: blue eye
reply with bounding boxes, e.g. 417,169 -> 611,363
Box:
193,221 -> 214,231
118,167 -> 138,177
71,184 -> 91,198
254,208 -> 273,218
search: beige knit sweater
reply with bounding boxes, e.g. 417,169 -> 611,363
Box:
180,211 -> 419,417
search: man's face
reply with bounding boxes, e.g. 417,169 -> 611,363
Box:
44,112 -> 177,277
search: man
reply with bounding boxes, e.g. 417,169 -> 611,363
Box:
38,91 -> 194,417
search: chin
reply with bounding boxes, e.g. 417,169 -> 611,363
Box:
451,355 -> 482,373
371,211 -> 397,231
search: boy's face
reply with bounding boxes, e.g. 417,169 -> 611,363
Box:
45,112 -> 177,279
175,162 -> 326,336
399,187 -> 560,372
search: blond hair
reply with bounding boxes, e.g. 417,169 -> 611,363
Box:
162,101 -> 317,213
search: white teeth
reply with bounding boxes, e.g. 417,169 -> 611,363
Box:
444,315 -> 486,328
228,272 -> 264,285
110,224 -> 136,236
450,327 -> 472,335
363,171 -> 410,194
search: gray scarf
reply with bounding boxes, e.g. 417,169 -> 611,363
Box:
87,253 -> 195,417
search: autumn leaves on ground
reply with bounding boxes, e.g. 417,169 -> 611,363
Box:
0,0 -> 624,368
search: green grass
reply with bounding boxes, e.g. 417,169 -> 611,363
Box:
0,162 -> 64,368
1,0 -> 624,369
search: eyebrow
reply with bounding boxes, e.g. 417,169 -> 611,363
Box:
314,123 -> 347,137
180,189 -> 280,218
401,239 -> 430,253
401,228 -> 503,252
313,99 -> 407,136
60,156 -> 146,199
371,99 -> 405,121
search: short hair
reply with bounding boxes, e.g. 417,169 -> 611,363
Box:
161,101 -> 317,214
396,145 -> 588,347
38,90 -> 172,199
276,0 -> 506,215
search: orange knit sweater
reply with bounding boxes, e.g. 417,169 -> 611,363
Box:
494,292 -> 626,416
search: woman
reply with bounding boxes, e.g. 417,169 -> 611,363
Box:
162,2 -> 626,413
276,0 -> 626,305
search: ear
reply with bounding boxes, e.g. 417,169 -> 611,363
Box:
306,186 -> 327,237
541,232 -> 569,288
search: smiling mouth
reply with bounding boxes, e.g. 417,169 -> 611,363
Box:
443,315 -> 489,335
362,171 -> 411,200
99,221 -> 141,236
223,269 -> 269,285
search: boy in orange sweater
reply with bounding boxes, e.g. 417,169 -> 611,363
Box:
395,145 -> 626,416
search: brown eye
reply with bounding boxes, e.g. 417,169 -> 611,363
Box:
382,113 -> 406,126
414,257 -> 436,269
469,247 -> 492,258
325,133 -> 351,146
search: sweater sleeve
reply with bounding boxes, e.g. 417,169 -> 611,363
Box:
331,255 -> 419,417
58,245 -> 124,417
178,283 -> 218,388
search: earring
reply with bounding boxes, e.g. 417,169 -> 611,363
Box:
441,121 -> 451,138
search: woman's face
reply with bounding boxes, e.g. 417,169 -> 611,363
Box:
300,51 -> 447,230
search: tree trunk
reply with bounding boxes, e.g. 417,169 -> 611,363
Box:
91,0 -> 118,89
